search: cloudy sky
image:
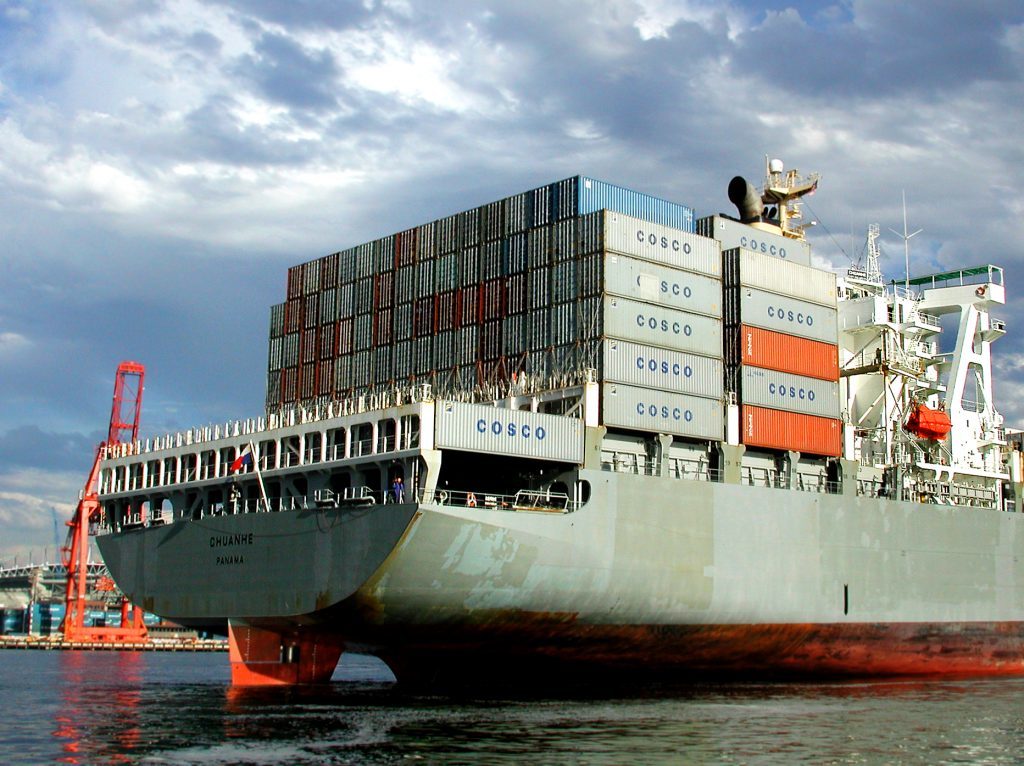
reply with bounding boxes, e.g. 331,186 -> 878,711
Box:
1,0 -> 1023,564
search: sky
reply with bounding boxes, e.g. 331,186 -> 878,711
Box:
1,0 -> 1023,564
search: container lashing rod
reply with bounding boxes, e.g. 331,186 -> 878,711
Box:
60,361 -> 149,643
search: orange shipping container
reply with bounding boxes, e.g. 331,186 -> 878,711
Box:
740,325 -> 839,381
742,405 -> 842,457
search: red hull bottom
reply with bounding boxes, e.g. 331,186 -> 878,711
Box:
372,620 -> 1024,687
227,621 -> 344,686
224,615 -> 1024,686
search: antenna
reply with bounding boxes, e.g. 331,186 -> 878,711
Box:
888,191 -> 922,293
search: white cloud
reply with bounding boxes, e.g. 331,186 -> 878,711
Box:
0,332 -> 31,356
0,468 -> 81,564
633,0 -> 743,40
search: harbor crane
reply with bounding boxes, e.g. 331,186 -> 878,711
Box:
60,361 -> 149,643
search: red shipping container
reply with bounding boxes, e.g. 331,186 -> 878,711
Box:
741,405 -> 842,457
320,253 -> 339,290
461,285 -> 479,326
739,325 -> 839,381
282,367 -> 298,403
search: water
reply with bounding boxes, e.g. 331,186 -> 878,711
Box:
2,650 -> 1023,765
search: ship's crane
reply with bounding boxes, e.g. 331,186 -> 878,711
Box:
60,361 -> 149,643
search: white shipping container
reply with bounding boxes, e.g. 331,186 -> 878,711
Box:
603,340 -> 722,397
730,287 -> 839,344
435,401 -> 584,463
603,296 -> 722,357
698,215 -> 811,265
726,248 -> 837,307
603,212 -> 721,277
604,253 -> 722,317
601,383 -> 723,440
738,366 -> 841,419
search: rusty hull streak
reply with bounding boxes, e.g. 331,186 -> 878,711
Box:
324,610 -> 1024,683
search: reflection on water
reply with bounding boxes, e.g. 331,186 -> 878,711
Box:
2,650 -> 1024,764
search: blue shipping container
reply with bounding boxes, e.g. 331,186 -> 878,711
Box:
1,608 -> 26,634
576,176 -> 695,233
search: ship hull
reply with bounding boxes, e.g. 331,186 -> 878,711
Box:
97,468 -> 1024,681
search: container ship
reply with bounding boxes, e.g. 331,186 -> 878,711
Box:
94,160 -> 1024,686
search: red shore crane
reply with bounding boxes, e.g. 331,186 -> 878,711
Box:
60,361 -> 149,643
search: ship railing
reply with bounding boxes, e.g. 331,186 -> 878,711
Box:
740,466 -> 790,489
429,488 -> 577,514
857,478 -> 890,498
102,383 -> 436,460
908,308 -> 941,328
666,457 -> 718,482
600,451 -> 659,476
795,472 -> 841,494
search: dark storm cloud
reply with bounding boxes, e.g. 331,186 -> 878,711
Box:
732,0 -> 1024,99
0,205 -> 284,440
0,426 -> 99,473
181,96 -> 323,166
237,31 -> 341,111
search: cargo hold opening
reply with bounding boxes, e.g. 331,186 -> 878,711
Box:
435,449 -> 578,502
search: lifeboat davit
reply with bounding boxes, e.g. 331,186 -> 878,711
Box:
905,403 -> 952,441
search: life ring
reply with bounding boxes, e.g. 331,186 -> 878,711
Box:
467,492 -> 477,507
976,286 -> 987,298
438,490 -> 449,504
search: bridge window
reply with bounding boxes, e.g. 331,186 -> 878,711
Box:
402,415 -> 420,449
353,423 -> 372,456
283,436 -> 301,467
259,439 -> 278,470
326,427 -> 346,461
378,419 -> 397,452
304,431 -> 322,463
182,453 -> 197,482
200,450 -> 216,480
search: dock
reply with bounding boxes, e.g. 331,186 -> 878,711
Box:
0,635 -> 227,651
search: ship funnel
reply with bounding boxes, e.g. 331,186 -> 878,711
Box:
728,176 -> 762,223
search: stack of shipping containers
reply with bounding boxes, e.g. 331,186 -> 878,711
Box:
722,248 -> 842,456
696,215 -> 812,266
265,176 -> 843,457
266,177 -> 696,411
590,213 -> 725,441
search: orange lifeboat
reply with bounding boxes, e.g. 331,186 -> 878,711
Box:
905,403 -> 952,441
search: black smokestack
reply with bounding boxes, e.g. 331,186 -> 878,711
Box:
728,176 -> 762,223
